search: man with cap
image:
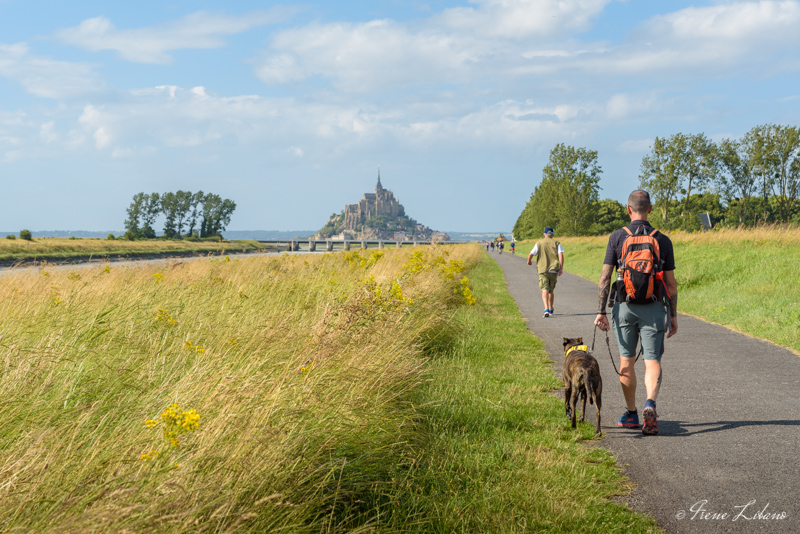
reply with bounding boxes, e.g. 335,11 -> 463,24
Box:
527,227 -> 564,318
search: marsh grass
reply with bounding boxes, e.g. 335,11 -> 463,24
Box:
0,237 -> 273,263
520,225 -> 800,353
0,246 -> 480,532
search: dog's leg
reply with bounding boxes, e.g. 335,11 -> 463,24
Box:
570,387 -> 579,429
580,372 -> 588,423
564,379 -> 572,419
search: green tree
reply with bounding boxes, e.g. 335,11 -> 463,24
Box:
717,138 -> 758,225
19,229 -> 32,241
588,199 -> 627,235
639,133 -> 717,229
513,144 -> 601,238
160,191 -> 179,238
200,193 -> 236,237
139,193 -> 160,239
124,192 -> 146,237
174,190 -> 193,237
763,125 -> 800,223
742,125 -> 776,223
187,190 -> 205,237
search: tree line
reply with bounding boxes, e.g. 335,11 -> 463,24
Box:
514,124 -> 800,238
124,191 -> 236,240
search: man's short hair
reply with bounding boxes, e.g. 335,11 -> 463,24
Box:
628,190 -> 652,213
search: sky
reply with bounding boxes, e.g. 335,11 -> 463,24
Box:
1,0 -> 799,233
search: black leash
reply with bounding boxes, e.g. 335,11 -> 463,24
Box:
591,324 -> 641,377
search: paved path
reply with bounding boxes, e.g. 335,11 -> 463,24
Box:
492,250 -> 800,533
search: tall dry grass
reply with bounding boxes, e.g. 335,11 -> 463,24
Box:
0,245 -> 481,532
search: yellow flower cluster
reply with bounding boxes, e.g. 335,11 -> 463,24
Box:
49,284 -> 62,308
362,275 -> 412,310
457,276 -> 477,306
153,272 -> 164,282
142,404 -> 201,460
184,340 -> 205,354
155,308 -> 177,327
344,250 -> 385,268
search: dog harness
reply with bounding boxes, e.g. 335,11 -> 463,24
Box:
565,345 -> 589,358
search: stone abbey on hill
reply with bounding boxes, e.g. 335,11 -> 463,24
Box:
315,173 -> 449,241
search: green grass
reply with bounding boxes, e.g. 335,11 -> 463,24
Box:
401,254 -> 660,533
520,225 -> 800,354
0,244 -> 661,532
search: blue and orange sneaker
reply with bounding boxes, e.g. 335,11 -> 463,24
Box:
618,409 -> 640,428
642,401 -> 659,435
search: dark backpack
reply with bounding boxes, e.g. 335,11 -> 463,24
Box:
618,226 -> 662,304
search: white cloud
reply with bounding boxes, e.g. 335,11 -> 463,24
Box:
0,42 -> 107,99
587,1 -> 800,76
257,19 -> 489,92
437,0 -> 612,38
55,9 -> 297,64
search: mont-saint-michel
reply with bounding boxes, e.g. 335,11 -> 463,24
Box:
314,173 -> 449,241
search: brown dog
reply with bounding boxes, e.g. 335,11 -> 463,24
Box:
562,337 -> 602,434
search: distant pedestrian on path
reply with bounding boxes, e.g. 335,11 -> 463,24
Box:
527,227 -> 563,318
594,190 -> 678,436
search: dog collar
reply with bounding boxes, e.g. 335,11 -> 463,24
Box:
565,345 -> 589,357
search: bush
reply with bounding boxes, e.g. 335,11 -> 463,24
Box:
19,229 -> 32,241
107,233 -> 116,240
6,234 -> 16,240
124,230 -> 137,241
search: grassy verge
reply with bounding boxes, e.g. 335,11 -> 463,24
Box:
0,237 -> 276,264
402,253 -> 659,533
0,246 -> 480,532
518,225 -> 800,353
0,244 -> 659,532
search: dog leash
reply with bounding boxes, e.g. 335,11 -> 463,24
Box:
591,325 -> 641,377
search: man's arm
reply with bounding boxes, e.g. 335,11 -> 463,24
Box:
593,264 -> 614,331
663,270 -> 678,338
557,252 -> 564,275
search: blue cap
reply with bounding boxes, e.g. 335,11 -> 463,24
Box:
544,227 -> 554,235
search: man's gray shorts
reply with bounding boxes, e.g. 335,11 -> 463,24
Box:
611,301 -> 667,361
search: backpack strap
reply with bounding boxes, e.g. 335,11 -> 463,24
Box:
622,226 -> 633,236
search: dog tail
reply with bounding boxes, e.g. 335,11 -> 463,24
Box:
583,368 -> 595,406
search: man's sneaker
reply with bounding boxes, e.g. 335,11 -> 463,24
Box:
642,406 -> 659,435
543,309 -> 550,318
618,409 -> 640,428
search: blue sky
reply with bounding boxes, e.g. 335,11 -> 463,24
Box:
1,0 -> 799,233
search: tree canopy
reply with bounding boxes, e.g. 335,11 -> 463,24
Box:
124,191 -> 236,240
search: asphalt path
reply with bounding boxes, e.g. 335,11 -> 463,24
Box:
491,249 -> 800,533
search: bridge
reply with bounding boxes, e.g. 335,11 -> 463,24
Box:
255,239 -> 446,252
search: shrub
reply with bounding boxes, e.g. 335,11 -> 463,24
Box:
124,230 -> 137,241
107,233 -> 116,240
6,234 -> 15,240
19,229 -> 32,241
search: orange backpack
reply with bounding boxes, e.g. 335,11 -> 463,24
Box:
619,226 -> 662,304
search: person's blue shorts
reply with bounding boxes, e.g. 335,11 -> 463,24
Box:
611,301 -> 667,361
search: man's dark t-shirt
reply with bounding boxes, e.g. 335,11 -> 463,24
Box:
603,220 -> 675,272
603,220 -> 674,303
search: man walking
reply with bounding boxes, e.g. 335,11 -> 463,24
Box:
527,227 -> 564,318
594,190 -> 678,435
